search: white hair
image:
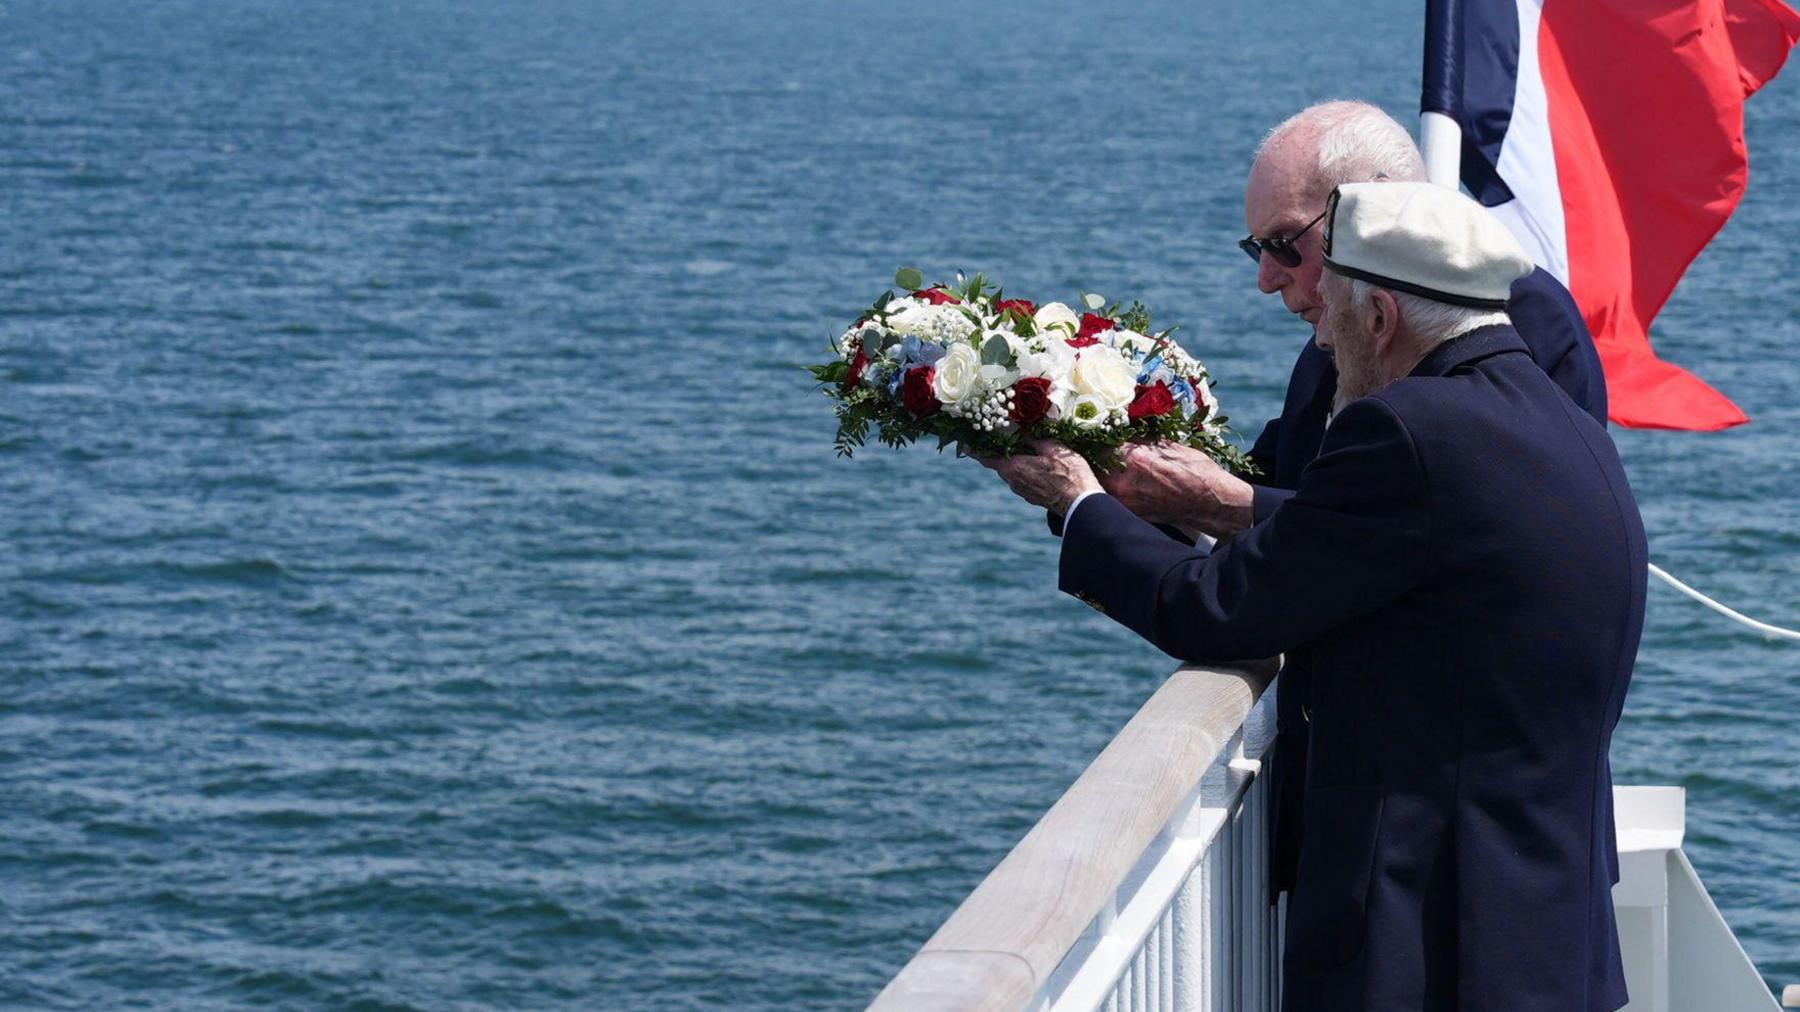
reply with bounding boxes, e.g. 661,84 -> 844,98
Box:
1344,276 -> 1510,345
1257,100 -> 1427,189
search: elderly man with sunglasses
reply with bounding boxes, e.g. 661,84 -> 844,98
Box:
1234,102 -> 1605,495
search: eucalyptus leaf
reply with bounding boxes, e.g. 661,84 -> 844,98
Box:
894,267 -> 924,291
981,336 -> 1014,366
1082,292 -> 1105,310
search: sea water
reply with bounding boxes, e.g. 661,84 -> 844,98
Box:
3,0 -> 1795,1007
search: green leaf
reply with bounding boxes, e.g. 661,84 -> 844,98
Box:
1119,300 -> 1153,334
873,290 -> 894,312
981,335 -> 1014,366
1082,292 -> 1105,311
895,267 -> 924,291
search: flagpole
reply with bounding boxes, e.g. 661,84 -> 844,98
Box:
1420,0 -> 1463,187
1420,111 -> 1461,188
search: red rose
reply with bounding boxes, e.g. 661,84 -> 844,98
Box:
912,287 -> 961,305
844,349 -> 868,389
1009,376 -> 1053,424
993,298 -> 1037,317
1065,335 -> 1101,348
1128,381 -> 1176,420
901,366 -> 940,418
1077,313 -> 1116,340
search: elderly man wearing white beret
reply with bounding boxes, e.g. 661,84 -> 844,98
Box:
1045,105 -> 1617,939
983,182 -> 1646,1012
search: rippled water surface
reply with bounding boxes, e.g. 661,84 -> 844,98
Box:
3,1 -> 1796,1007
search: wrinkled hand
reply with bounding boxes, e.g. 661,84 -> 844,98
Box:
1098,442 -> 1255,537
977,438 -> 1103,517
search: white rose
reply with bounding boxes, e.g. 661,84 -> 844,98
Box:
1033,301 -> 1080,335
1015,341 -> 1074,381
1111,329 -> 1157,355
1068,348 -> 1138,411
882,303 -> 925,336
932,343 -> 982,406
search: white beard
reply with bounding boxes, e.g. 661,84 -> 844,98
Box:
1331,337 -> 1383,414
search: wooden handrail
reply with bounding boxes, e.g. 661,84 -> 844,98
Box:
868,658 -> 1280,1012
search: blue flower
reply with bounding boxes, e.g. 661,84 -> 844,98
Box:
900,335 -> 947,367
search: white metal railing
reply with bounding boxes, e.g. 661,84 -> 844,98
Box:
1611,787 -> 1782,1012
1040,688 -> 1280,1011
870,665 -> 1785,1012
868,660 -> 1281,1012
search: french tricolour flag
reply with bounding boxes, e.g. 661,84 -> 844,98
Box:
1425,0 -> 1800,430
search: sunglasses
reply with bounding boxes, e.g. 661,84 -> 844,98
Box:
1238,208 -> 1328,268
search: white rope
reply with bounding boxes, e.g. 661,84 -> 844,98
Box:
1648,563 -> 1800,642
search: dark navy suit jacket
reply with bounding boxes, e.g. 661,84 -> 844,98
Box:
1250,267 -> 1612,899
1061,326 -> 1643,1011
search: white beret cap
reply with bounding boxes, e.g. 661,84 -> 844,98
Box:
1322,182 -> 1534,309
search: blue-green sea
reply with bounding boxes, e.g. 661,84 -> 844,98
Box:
3,1 -> 1795,1007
